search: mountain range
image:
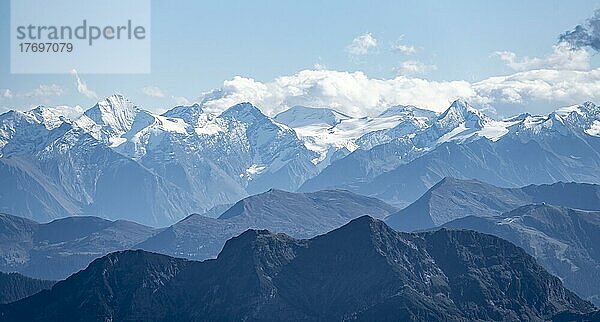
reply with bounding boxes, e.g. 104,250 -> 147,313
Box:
1,216 -> 595,321
380,178 -> 600,305
0,213 -> 157,280
300,101 -> 600,208
442,203 -> 600,307
386,177 -> 600,231
1,97 -> 599,225
137,189 -> 398,260
0,96 -> 320,225
0,189 -> 396,280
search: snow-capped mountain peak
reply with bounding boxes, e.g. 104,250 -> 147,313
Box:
580,101 -> 600,116
162,103 -> 205,123
437,99 -> 487,129
22,105 -> 85,130
378,105 -> 417,118
81,94 -> 139,138
556,101 -> 599,118
274,106 -> 351,128
27,106 -> 67,130
220,102 -> 266,123
377,105 -> 436,120
162,103 -> 223,135
554,102 -> 600,137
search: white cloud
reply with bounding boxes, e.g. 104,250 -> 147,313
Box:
171,95 -> 192,106
392,37 -> 419,55
70,69 -> 98,99
313,63 -> 327,70
2,89 -> 13,99
346,33 -> 378,57
142,85 -> 166,98
199,67 -> 600,117
474,68 -> 600,105
494,43 -> 590,71
393,44 -> 418,55
25,84 -> 64,97
200,70 -> 476,115
395,60 -> 437,76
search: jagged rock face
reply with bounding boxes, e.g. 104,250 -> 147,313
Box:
0,107 -> 200,226
2,98 -> 600,225
443,204 -> 600,306
137,189 -> 398,261
300,101 -> 600,208
383,178 -> 600,306
0,213 -> 157,280
2,217 -> 595,321
385,178 -> 600,232
0,97 -> 323,225
0,98 -> 597,222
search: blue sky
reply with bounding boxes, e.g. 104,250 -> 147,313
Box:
1,0 -> 600,116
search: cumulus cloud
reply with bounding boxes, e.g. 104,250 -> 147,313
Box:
346,33 -> 378,57
198,68 -> 600,117
199,70 -> 476,115
25,84 -> 64,97
395,60 -> 437,76
559,9 -> 600,51
494,43 -> 590,71
70,69 -> 98,99
393,44 -> 418,55
473,68 -> 600,105
142,85 -> 166,98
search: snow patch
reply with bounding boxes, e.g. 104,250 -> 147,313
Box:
585,120 -> 600,136
109,137 -> 127,147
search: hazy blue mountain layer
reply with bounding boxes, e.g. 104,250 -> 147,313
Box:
2,216 -> 594,321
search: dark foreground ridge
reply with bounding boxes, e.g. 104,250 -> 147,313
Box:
443,203 -> 600,306
1,216 -> 596,321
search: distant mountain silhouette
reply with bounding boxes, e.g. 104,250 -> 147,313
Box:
386,177 -> 600,231
2,216 -> 595,321
137,189 -> 397,260
0,213 -> 157,280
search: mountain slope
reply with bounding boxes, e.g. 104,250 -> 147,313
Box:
301,101 -> 600,208
0,213 -> 158,280
3,98 -> 600,226
0,272 -> 54,304
137,189 -> 398,260
442,204 -> 600,306
0,98 -> 321,225
274,105 -> 351,128
385,178 -> 600,231
281,105 -> 435,169
2,217 -> 595,321
361,134 -> 600,207
0,105 -> 202,225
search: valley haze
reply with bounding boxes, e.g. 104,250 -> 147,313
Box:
1,1 -> 600,321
